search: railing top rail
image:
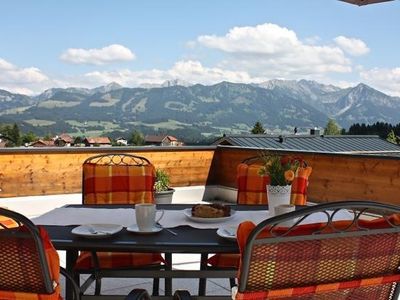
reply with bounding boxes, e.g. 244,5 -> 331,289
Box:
0,145 -> 217,154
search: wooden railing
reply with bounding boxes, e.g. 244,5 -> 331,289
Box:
211,146 -> 400,205
1,146 -> 400,205
0,146 -> 215,198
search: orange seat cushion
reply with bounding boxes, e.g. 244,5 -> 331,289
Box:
0,214 -> 19,228
75,251 -> 165,269
237,163 -> 270,205
209,212 -> 400,270
290,166 -> 312,205
233,215 -> 400,299
236,163 -> 312,206
83,163 -> 155,204
211,163 -> 312,269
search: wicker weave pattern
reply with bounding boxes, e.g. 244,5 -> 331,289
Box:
236,281 -> 397,299
283,285 -> 395,299
0,235 -> 47,293
244,233 -> 400,297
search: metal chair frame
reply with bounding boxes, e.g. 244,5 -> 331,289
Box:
0,207 -> 81,299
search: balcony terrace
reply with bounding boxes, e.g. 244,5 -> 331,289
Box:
1,145 -> 400,297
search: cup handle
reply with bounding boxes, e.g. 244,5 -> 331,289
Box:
155,209 -> 164,223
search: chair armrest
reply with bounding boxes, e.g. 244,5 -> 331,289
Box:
173,290 -> 192,300
125,289 -> 151,300
60,267 -> 81,300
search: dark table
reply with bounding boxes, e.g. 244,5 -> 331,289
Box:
44,204 -> 268,299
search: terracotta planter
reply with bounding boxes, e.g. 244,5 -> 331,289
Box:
155,188 -> 175,204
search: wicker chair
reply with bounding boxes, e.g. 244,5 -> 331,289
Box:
0,207 -> 80,299
74,153 -> 165,296
199,155 -> 312,295
187,201 -> 400,299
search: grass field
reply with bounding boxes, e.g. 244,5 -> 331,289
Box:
25,119 -> 56,126
37,100 -> 80,108
0,106 -> 32,115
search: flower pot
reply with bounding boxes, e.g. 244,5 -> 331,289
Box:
155,188 -> 175,204
266,185 -> 291,217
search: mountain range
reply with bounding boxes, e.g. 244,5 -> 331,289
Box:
1,80 -> 399,140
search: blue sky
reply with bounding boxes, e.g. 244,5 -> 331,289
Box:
0,0 -> 399,96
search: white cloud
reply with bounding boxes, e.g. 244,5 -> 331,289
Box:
60,44 -> 135,65
334,36 -> 370,56
360,67 -> 400,96
0,58 -> 49,95
196,23 -> 352,78
81,60 -> 253,87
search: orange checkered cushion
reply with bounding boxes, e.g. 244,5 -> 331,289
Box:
234,216 -> 400,299
0,226 -> 61,300
290,166 -> 312,205
237,163 -> 269,205
236,163 -> 312,205
234,274 -> 400,299
75,251 -> 165,269
83,163 -> 156,204
0,214 -> 19,228
212,163 -> 312,269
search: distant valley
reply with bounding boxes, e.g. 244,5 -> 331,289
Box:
1,80 -> 400,141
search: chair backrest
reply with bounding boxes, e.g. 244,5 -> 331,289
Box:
236,156 -> 312,205
236,201 -> 400,300
0,208 -> 60,296
82,153 -> 156,205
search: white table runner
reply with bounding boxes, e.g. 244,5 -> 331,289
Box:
32,207 -> 353,229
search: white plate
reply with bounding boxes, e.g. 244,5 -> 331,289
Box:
217,226 -> 237,241
183,208 -> 235,223
71,224 -> 123,238
126,224 -> 163,234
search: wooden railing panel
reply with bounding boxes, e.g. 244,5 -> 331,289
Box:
211,147 -> 400,205
0,147 -> 215,198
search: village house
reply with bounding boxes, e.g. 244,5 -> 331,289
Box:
54,133 -> 74,147
30,139 -> 56,147
83,137 -> 112,147
144,135 -> 183,146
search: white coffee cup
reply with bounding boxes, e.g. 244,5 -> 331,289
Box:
274,204 -> 296,227
135,203 -> 164,232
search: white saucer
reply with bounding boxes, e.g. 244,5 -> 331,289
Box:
127,224 -> 163,234
216,226 -> 237,241
71,224 -> 123,238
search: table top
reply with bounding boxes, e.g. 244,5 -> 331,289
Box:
44,204 -> 269,254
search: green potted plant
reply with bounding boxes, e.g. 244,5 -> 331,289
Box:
154,169 -> 175,204
258,152 -> 301,216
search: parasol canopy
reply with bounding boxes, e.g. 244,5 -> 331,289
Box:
340,0 -> 394,5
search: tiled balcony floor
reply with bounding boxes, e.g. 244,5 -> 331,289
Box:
58,252 -> 232,297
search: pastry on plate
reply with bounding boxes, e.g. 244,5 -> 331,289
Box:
191,204 -> 231,218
